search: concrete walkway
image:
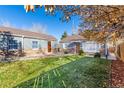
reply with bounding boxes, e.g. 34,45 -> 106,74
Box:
85,53 -> 117,60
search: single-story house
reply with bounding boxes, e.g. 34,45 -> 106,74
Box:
0,27 -> 57,57
60,34 -> 102,54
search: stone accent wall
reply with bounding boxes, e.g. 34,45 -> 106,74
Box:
23,49 -> 39,57
23,48 -> 55,57
0,48 -> 55,58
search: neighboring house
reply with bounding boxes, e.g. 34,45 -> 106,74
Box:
0,27 -> 57,56
60,34 -> 102,54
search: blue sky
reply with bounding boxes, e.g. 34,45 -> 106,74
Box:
0,5 -> 80,41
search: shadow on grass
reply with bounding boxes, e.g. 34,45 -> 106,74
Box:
15,57 -> 110,88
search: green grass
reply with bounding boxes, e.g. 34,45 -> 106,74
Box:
0,55 -> 82,88
17,56 -> 110,88
0,55 -> 111,88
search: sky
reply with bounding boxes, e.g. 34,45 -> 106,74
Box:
0,5 -> 80,41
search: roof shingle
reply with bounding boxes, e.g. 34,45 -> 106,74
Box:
0,27 -> 56,41
60,34 -> 86,43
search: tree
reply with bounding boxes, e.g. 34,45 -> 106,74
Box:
61,31 -> 68,40
79,30 -> 95,40
24,5 -> 81,22
79,6 -> 124,41
79,29 -> 109,43
24,5 -> 124,41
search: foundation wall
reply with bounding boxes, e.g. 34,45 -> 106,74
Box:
23,48 -> 55,57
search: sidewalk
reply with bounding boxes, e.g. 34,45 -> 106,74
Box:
85,54 -> 117,60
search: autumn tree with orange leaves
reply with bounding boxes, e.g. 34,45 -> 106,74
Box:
24,5 -> 124,41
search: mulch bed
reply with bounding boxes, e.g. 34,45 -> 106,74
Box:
111,60 -> 124,88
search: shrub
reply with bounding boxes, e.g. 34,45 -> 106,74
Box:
79,50 -> 84,55
94,52 -> 101,58
64,49 -> 68,54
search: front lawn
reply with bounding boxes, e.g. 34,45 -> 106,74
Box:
0,55 -> 111,88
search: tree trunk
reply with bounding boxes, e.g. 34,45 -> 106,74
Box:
116,42 -> 124,62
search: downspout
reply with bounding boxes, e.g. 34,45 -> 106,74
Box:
21,35 -> 24,51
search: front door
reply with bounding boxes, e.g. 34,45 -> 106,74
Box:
48,41 -> 51,52
76,43 -> 80,53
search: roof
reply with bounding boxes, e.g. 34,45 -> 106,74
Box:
0,27 -> 56,41
60,34 -> 86,43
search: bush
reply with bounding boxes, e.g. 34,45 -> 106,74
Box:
94,52 -> 101,58
79,50 -> 84,55
64,49 -> 68,54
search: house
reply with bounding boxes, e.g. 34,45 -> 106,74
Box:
60,34 -> 102,54
0,27 -> 57,57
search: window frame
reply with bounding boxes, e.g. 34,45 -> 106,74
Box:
32,41 -> 39,49
8,40 -> 18,50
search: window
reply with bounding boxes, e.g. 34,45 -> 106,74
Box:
32,41 -> 38,49
8,40 -> 18,50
